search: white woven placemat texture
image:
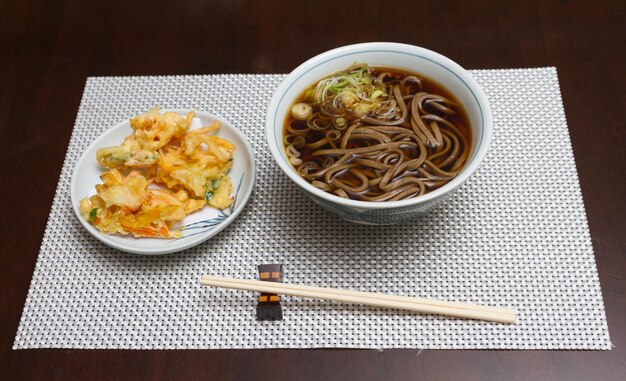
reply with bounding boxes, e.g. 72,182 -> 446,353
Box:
13,68 -> 611,349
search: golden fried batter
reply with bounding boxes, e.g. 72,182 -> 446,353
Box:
81,107 -> 236,238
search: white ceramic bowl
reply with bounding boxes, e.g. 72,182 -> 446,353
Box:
265,42 -> 492,224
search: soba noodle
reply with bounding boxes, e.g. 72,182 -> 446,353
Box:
283,64 -> 471,201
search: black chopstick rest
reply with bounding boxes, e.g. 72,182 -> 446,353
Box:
256,264 -> 283,321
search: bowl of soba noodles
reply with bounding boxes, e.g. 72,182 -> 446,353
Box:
266,42 -> 492,224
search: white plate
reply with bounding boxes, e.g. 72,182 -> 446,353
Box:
70,109 -> 255,255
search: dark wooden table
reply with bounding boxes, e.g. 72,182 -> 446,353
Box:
1,1 -> 624,379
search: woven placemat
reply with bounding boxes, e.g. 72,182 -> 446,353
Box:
13,68 -> 611,349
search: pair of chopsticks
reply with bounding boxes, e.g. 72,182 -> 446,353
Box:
200,275 -> 516,323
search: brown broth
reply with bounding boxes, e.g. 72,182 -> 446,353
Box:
283,66 -> 472,199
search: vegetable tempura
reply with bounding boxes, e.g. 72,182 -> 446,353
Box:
81,107 -> 236,238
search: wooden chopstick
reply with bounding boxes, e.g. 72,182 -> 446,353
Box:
200,275 -> 516,324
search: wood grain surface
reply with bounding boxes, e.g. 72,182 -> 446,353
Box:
1,1 -> 624,380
